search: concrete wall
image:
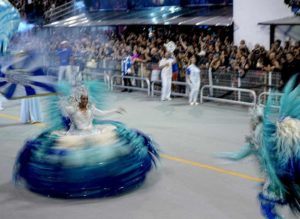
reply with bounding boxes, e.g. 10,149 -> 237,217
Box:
233,0 -> 293,49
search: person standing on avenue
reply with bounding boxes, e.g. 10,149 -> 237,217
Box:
0,96 -> 4,110
56,41 -> 73,83
159,51 -> 175,101
186,55 -> 201,105
0,92 -> 5,111
20,97 -> 42,124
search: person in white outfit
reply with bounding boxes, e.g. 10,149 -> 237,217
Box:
20,97 -> 43,123
0,65 -> 6,110
0,97 -> 3,110
0,93 -> 6,110
159,51 -> 175,101
186,55 -> 201,105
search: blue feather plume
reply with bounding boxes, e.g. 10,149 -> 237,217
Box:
0,0 -> 20,55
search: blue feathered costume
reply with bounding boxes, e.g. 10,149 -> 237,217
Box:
219,75 -> 300,219
14,81 -> 159,198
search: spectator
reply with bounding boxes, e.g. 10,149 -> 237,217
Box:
281,52 -> 300,88
121,51 -> 133,92
234,55 -> 249,77
210,53 -> 221,72
263,52 -> 281,73
150,47 -> 161,82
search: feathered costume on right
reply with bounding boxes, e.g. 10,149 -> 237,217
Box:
220,75 -> 300,219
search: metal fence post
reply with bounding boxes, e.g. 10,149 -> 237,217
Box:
208,68 -> 213,96
238,72 -> 241,101
268,71 -> 272,92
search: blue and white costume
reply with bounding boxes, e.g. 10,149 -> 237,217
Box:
121,56 -> 132,76
121,56 -> 133,90
186,64 -> 201,105
219,75 -> 300,219
14,81 -> 159,198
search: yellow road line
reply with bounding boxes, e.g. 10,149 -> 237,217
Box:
0,113 -> 20,121
161,154 -> 264,183
0,112 -> 263,183
0,113 -> 45,127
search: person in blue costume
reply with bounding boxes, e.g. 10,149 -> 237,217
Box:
219,75 -> 300,219
14,81 -> 159,198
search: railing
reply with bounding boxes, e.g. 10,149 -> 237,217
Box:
44,0 -> 84,23
258,92 -> 283,108
82,70 -> 111,86
110,75 -> 151,96
151,80 -> 189,97
45,57 -> 284,107
200,85 -> 257,106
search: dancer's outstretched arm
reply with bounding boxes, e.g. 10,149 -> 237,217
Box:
92,106 -> 125,117
217,143 -> 257,161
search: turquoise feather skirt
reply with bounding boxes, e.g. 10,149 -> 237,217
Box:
14,120 -> 159,198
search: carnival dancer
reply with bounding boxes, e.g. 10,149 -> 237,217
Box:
14,81 -> 159,198
219,75 -> 300,219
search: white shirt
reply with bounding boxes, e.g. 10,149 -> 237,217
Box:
159,58 -> 174,77
65,105 -> 113,131
187,64 -> 201,83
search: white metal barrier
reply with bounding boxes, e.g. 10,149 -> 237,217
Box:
45,0 -> 74,22
200,85 -> 257,106
44,0 -> 85,23
111,75 -> 151,96
208,68 -> 213,96
151,80 -> 189,97
258,92 -> 283,108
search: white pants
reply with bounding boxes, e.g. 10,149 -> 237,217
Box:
58,65 -> 72,82
161,73 -> 172,100
20,98 -> 42,123
0,94 -> 6,110
72,66 -> 82,84
189,80 -> 200,103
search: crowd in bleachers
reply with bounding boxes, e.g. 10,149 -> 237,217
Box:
8,25 -> 300,88
9,0 -> 72,22
40,26 -> 299,86
6,1 -> 300,88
